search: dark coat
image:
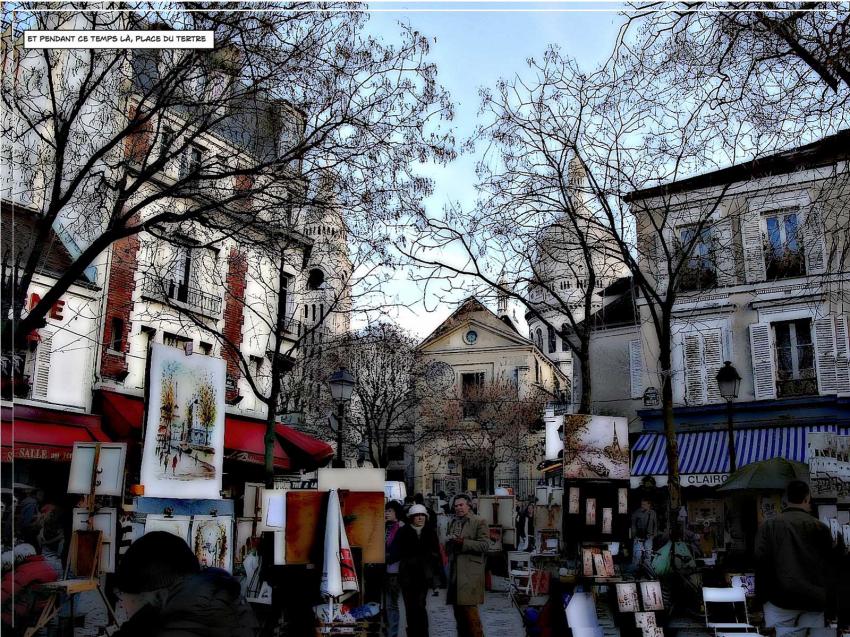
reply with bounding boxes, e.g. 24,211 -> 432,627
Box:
398,523 -> 442,591
754,507 -> 836,612
445,514 -> 489,606
113,569 -> 258,637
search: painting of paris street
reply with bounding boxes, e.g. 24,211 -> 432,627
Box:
563,415 -> 630,480
140,343 -> 226,499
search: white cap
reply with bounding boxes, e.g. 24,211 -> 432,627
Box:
408,504 -> 429,517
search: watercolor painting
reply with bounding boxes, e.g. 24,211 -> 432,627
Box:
191,515 -> 233,572
140,343 -> 225,499
563,415 -> 630,480
143,514 -> 191,542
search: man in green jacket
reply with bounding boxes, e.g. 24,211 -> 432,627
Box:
446,494 -> 489,637
754,480 -> 836,636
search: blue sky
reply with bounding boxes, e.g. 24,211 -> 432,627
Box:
362,3 -> 629,337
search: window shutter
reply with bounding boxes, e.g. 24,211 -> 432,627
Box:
31,332 -> 53,399
712,218 -> 736,286
703,331 -> 724,403
683,333 -> 705,405
749,323 -> 776,400
741,209 -> 766,283
655,233 -> 670,296
814,316 -> 850,394
629,339 -> 643,399
802,206 -> 827,275
835,316 -> 850,392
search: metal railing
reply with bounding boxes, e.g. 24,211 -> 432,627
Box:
141,274 -> 222,317
428,474 -> 542,502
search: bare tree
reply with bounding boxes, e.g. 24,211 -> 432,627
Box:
1,4 -> 454,363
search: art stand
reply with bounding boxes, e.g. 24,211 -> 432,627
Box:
24,443 -> 119,637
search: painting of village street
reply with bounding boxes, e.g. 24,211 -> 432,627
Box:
140,343 -> 226,499
562,415 -> 630,480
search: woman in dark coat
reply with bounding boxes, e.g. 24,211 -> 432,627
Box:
398,504 -> 442,637
113,531 -> 257,637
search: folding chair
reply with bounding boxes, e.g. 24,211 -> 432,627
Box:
507,551 -> 534,602
702,587 -> 759,635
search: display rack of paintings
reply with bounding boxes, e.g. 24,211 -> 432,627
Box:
581,545 -> 617,579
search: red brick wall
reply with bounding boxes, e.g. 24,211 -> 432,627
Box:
101,232 -> 140,380
223,249 -> 248,401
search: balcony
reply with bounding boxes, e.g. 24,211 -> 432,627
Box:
677,262 -> 718,292
765,246 -> 805,280
141,274 -> 222,318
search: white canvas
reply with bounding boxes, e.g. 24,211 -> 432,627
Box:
72,507 -> 117,543
602,508 -> 613,535
640,581 -> 664,611
68,443 -> 127,496
140,344 -> 226,499
234,518 -> 255,567
616,583 -> 640,612
261,489 -> 286,530
563,415 -> 630,480
190,515 -> 233,572
618,488 -> 628,514
243,482 -> 263,518
144,514 -> 191,542
568,488 -> 580,514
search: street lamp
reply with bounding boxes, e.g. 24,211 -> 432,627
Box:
328,367 -> 355,468
716,361 -> 742,473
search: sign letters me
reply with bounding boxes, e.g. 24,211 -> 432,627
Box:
29,293 -> 65,321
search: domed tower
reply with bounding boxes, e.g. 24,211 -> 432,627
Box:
525,155 -> 626,382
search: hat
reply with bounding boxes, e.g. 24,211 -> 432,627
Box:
117,531 -> 200,593
408,504 -> 429,517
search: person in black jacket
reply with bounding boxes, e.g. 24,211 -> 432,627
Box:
399,504 -> 442,637
112,531 -> 258,637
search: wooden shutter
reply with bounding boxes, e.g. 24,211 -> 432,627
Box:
629,339 -> 643,399
741,208 -> 766,283
31,331 -> 53,399
703,330 -> 724,403
836,316 -> 850,392
814,316 -> 850,394
749,323 -> 776,400
802,206 -> 827,275
683,333 -> 705,404
712,218 -> 736,286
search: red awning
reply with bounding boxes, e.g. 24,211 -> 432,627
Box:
275,423 -> 334,467
225,416 -> 290,469
95,390 -> 331,471
1,405 -> 111,462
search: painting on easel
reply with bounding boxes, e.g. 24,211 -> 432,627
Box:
191,516 -> 233,572
140,343 -> 226,499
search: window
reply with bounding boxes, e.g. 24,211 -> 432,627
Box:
159,126 -> 176,160
199,341 -> 213,356
307,268 -> 325,291
535,329 -> 543,350
250,355 -> 264,378
773,319 -> 816,397
764,209 -> 805,279
678,225 -> 716,291
163,332 -> 186,348
461,372 -> 484,418
547,326 -> 556,354
181,145 -> 203,178
109,317 -> 124,352
387,445 -> 405,462
561,324 -> 569,352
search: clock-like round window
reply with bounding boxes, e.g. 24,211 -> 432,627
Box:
464,330 -> 478,345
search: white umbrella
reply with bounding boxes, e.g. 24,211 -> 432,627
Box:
320,489 -> 359,618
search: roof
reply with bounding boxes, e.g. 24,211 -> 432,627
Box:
1,202 -> 92,284
624,129 -> 850,203
580,279 -> 637,330
417,297 -> 520,349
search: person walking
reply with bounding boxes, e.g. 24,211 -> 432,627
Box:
384,500 -> 406,637
630,497 -> 657,567
445,494 -> 489,637
755,480 -> 837,636
516,503 -> 535,552
112,531 -> 257,637
399,504 -> 442,637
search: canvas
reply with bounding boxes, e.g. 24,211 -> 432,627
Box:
260,489 -> 286,531
68,443 -> 127,496
569,487 -> 580,514
72,508 -> 117,573
585,498 -> 596,525
616,582 -> 640,613
602,507 -> 613,535
563,415 -> 630,480
144,514 -> 191,541
191,515 -> 233,572
640,581 -> 664,611
618,488 -> 628,514
234,518 -> 256,567
807,432 -> 850,501
140,343 -> 226,499
635,612 -> 656,629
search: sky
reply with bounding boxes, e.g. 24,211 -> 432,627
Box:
361,2 -> 630,338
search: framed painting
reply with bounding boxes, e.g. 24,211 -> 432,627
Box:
144,514 -> 191,542
190,515 -> 233,572
140,344 -> 226,499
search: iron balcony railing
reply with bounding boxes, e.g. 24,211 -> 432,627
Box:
141,274 -> 222,317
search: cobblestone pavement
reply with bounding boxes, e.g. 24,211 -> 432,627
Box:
418,589 -> 525,637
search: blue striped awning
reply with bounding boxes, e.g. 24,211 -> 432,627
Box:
632,425 -> 850,476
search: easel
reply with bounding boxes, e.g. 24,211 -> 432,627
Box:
24,444 -> 119,637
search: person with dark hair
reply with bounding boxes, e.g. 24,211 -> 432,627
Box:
446,494 -> 489,637
631,497 -> 657,567
112,531 -> 257,637
755,480 -> 836,636
398,504 -> 442,637
515,503 -> 535,552
384,500 -> 406,637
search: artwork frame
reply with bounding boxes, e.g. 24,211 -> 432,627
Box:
144,513 -> 191,542
72,507 -> 117,573
260,489 -> 286,531
585,498 -> 596,526
563,415 -> 630,480
616,582 -> 640,613
640,581 -> 664,611
602,507 -> 613,535
568,487 -> 580,514
68,443 -> 127,496
190,515 -> 233,572
140,343 -> 226,500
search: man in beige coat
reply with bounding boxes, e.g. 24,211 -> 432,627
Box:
446,494 -> 489,637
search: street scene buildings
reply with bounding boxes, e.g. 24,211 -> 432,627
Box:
1,3 -> 849,637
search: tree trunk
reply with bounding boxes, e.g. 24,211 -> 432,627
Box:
577,346 -> 592,414
264,249 -> 289,488
658,316 -> 681,515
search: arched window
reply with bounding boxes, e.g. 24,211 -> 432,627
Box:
547,326 -> 556,353
561,323 -> 569,351
307,268 -> 325,290
535,328 -> 543,350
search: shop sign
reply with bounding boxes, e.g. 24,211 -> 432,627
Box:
642,387 -> 660,407
28,293 -> 66,321
682,473 -> 728,486
9,445 -> 74,462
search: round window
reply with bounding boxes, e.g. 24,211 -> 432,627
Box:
464,330 -> 478,345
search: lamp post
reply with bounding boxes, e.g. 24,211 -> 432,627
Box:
328,367 -> 355,468
716,361 -> 742,473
